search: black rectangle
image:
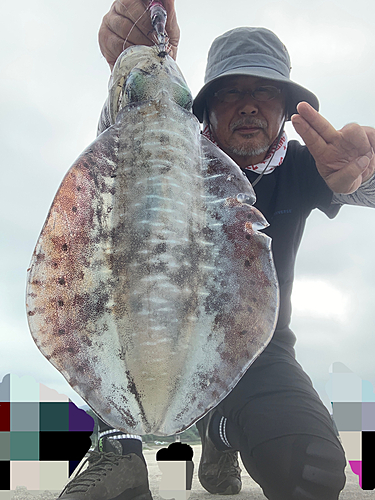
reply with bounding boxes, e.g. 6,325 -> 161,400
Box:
362,431 -> 375,490
39,431 -> 92,461
0,460 -> 10,490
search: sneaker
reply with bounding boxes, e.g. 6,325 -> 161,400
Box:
196,411 -> 242,495
58,451 -> 153,500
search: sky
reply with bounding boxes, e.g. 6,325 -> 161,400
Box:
1,0 -> 375,413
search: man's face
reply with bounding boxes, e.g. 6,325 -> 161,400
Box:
206,75 -> 286,168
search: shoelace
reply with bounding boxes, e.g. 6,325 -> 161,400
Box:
59,451 -> 124,495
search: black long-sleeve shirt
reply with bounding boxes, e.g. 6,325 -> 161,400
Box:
243,140 -> 341,349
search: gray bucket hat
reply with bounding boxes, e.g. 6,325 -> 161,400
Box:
193,27 -> 319,122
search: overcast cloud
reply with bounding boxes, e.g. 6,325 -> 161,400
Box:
1,0 -> 375,410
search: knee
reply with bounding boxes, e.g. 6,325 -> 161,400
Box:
244,435 -> 346,500
291,436 -> 346,500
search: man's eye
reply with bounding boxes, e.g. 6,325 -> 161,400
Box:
252,86 -> 280,101
226,89 -> 241,94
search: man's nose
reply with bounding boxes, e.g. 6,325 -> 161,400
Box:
238,94 -> 259,115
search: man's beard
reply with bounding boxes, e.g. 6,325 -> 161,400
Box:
227,118 -> 270,159
227,141 -> 270,158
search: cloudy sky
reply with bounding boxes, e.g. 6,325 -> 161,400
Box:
1,0 -> 375,412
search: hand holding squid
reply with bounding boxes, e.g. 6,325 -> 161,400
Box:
99,0 -> 180,69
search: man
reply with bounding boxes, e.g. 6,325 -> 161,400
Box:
58,1 -> 375,499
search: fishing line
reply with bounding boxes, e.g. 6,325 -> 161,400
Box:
117,0 -> 151,51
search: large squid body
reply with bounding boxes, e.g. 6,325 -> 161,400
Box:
26,46 -> 279,435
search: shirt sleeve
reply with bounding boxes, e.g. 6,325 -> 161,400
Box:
331,173 -> 375,208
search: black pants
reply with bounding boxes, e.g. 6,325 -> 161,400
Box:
214,341 -> 347,499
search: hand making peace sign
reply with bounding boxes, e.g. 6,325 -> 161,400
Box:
291,102 -> 375,194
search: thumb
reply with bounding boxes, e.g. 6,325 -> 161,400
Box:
357,155 -> 371,170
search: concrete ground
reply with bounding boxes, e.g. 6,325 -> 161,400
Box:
3,444 -> 375,499
146,445 -> 375,500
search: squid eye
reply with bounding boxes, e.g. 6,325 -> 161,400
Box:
172,83 -> 193,111
124,68 -> 193,110
125,69 -> 149,103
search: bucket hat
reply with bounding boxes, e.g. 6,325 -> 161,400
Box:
193,27 -> 319,122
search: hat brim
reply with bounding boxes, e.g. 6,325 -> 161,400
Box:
192,67 -> 319,122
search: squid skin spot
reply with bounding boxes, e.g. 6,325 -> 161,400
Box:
58,277 -> 66,285
240,330 -> 248,335
62,244 -> 68,252
246,234 -> 251,240
244,260 -> 250,267
72,206 -> 77,213
36,253 -> 45,262
52,262 -> 58,268
202,226 -> 214,237
32,280 -> 40,285
57,329 -> 66,335
77,186 -> 81,191
247,306 -> 253,313
154,242 -> 167,254
28,310 -> 36,316
82,336 -> 92,347
58,300 -> 64,307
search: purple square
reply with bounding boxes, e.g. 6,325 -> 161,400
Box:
69,403 -> 94,432
362,402 -> 375,431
